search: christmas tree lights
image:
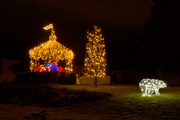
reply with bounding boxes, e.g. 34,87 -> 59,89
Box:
29,24 -> 74,73
84,25 -> 107,86
139,78 -> 166,97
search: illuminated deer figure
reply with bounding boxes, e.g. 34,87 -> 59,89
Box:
29,24 -> 74,73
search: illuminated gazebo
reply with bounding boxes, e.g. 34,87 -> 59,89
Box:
29,24 -> 74,73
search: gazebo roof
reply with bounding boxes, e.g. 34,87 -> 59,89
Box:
29,24 -> 74,73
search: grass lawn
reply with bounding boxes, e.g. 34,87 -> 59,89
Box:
0,84 -> 180,120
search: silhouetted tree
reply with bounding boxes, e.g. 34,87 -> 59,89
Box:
143,0 -> 180,73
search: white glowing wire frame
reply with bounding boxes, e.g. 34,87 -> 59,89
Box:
139,78 -> 166,96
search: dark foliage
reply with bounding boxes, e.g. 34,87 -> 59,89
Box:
23,110 -> 49,120
16,72 -> 76,85
142,0 -> 180,73
0,82 -> 111,107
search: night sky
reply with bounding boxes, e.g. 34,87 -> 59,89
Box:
0,0 -> 153,71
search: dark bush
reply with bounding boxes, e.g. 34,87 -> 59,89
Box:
0,82 -> 111,107
23,110 -> 49,120
16,72 -> 76,85
58,73 -> 76,85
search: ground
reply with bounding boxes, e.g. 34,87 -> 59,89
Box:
0,85 -> 180,120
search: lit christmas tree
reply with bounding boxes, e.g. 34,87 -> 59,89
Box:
84,25 -> 107,86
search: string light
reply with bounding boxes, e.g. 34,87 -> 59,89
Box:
84,25 -> 107,86
139,78 -> 166,97
29,24 -> 74,73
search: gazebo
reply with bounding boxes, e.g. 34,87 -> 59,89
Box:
29,24 -> 74,73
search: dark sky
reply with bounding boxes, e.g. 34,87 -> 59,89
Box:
0,0 -> 153,70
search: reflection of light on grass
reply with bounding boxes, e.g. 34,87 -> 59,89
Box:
53,84 -> 180,101
127,92 -> 180,109
160,93 -> 180,100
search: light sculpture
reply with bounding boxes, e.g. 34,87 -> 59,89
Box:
139,78 -> 166,96
29,24 -> 74,73
84,25 -> 107,86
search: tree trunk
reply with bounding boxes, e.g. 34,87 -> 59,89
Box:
93,77 -> 98,87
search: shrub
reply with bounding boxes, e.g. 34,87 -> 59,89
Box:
16,72 -> 76,84
164,73 -> 180,86
0,82 -> 111,107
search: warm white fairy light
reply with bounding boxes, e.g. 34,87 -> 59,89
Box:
29,24 -> 74,73
139,78 -> 166,97
84,25 -> 107,86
